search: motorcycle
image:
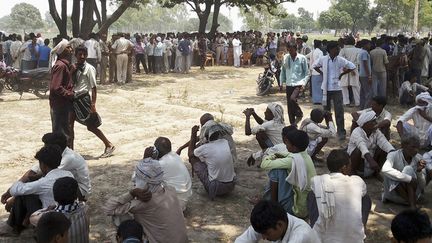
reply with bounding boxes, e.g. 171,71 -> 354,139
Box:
256,64 -> 276,96
0,63 -> 50,99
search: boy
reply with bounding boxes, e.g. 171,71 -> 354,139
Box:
35,212 -> 71,243
116,220 -> 144,243
261,127 -> 316,218
234,200 -> 319,243
300,108 -> 336,161
30,177 -> 90,242
400,72 -> 429,106
391,209 -> 432,243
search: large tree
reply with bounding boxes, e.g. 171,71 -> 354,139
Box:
10,3 -> 44,33
297,7 -> 315,32
239,5 -> 286,31
318,7 -> 353,36
333,0 -> 369,33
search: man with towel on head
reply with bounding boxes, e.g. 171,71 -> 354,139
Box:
308,149 -> 371,243
396,92 -> 432,149
104,156 -> 188,243
348,111 -> 395,177
49,39 -> 74,145
243,103 -> 285,166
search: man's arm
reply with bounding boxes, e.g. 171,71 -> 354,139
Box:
234,226 -> 262,243
261,154 -> 293,170
51,65 -> 74,98
91,87 -> 97,113
103,188 -> 151,216
381,155 -> 412,182
188,125 -> 200,158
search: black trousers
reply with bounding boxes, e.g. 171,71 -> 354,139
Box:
135,53 -> 148,74
7,195 -> 42,232
286,85 -> 303,125
148,55 -> 155,73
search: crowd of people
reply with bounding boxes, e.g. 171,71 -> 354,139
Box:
1,28 -> 432,243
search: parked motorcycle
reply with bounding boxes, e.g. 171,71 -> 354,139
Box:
256,65 -> 276,96
0,63 -> 50,99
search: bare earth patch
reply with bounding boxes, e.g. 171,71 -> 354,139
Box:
0,66 -> 430,242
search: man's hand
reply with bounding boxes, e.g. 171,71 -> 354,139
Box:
176,148 -> 182,155
368,158 -> 380,172
143,147 -> 154,159
324,111 -> 333,122
130,187 -> 152,202
5,197 -> 15,212
243,108 -> 254,117
191,125 -> 200,134
418,160 -> 426,172
1,190 -> 11,204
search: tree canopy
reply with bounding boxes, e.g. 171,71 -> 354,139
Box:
318,7 -> 353,36
10,3 -> 44,32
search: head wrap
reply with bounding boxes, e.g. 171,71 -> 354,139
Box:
267,102 -> 285,125
53,39 -> 69,55
356,111 -> 376,127
415,92 -> 432,105
135,158 -> 164,192
156,36 -> 161,42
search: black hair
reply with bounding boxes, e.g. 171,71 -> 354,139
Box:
284,129 -> 309,152
34,144 -> 62,169
327,149 -> 350,172
44,38 -> 50,46
326,41 -> 339,52
117,220 -> 144,242
281,125 -> 297,139
154,137 -> 172,158
391,209 -> 432,243
310,108 -> 324,123
371,96 -> 387,107
35,212 -> 71,243
313,39 -> 322,49
345,36 -> 355,45
42,132 -> 67,151
250,200 -> 288,234
53,177 -> 78,205
75,45 -> 88,55
286,41 -> 297,49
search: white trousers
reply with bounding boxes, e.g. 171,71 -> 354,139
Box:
342,85 -> 360,106
116,54 -> 128,84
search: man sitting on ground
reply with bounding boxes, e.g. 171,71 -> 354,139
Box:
381,135 -> 428,208
390,209 -> 432,243
35,212 -> 71,243
116,220 -> 144,243
308,149 -> 371,243
400,72 -> 429,106
104,157 -> 188,243
243,103 -> 285,165
0,145 -> 73,236
397,92 -> 432,149
144,137 -> 192,211
348,111 -> 395,177
300,108 -> 336,162
188,124 -> 236,200
260,127 -> 316,219
1,132 -> 91,202
30,177 -> 90,242
177,113 -> 237,163
234,200 -> 319,243
351,96 -> 392,139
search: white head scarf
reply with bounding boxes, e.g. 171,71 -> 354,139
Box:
267,102 -> 285,125
416,92 -> 432,105
53,39 -> 69,55
156,36 -> 161,42
135,158 -> 164,192
357,111 -> 376,127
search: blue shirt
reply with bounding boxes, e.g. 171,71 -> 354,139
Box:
38,45 -> 51,61
358,49 -> 371,77
279,53 -> 310,86
264,169 -> 294,214
28,43 -> 40,61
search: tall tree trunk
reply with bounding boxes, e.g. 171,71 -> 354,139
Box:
81,0 -> 96,38
334,29 -> 338,37
71,0 -> 80,38
101,0 -> 107,22
413,0 -> 419,33
197,2 -> 212,34
208,0 -> 221,40
97,0 -> 135,35
48,0 -> 67,37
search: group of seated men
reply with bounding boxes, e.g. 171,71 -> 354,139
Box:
1,92 -> 432,242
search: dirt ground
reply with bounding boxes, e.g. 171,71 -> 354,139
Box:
0,66 -> 431,243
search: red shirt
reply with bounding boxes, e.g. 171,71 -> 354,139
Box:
49,58 -> 74,108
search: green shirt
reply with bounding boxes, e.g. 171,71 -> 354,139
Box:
261,150 -> 316,218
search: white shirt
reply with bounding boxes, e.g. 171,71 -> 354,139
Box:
311,173 -> 366,243
31,147 -> 91,197
251,120 -> 284,146
73,62 -> 97,94
194,139 -> 235,182
397,106 -> 432,145
357,108 -> 392,124
158,152 -> 192,194
313,55 -> 356,91
234,213 -> 320,243
112,37 -> 133,54
400,81 -> 428,98
10,168 -> 74,208
84,38 -> 101,61
301,119 -> 336,141
347,127 -> 394,158
310,48 -> 323,75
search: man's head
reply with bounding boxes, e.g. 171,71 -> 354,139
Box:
53,177 -> 78,205
42,132 -> 67,151
357,111 -> 377,134
44,39 -> 50,46
326,41 -> 340,58
370,96 -> 387,114
250,200 -> 288,241
35,145 -> 63,175
200,113 -> 214,126
135,158 -> 163,192
35,212 -> 71,243
116,220 -> 143,243
75,45 -> 88,65
361,39 -> 372,51
154,137 -> 172,158
327,149 -> 350,174
416,93 -> 432,107
313,39 -> 322,49
266,103 -> 284,124
282,126 -> 309,153
391,209 -> 432,243
310,108 -> 324,123
54,39 -> 72,59
286,41 -> 297,57
401,134 -> 421,159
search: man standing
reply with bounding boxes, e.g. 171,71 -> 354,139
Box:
280,41 -> 309,125
370,39 -> 389,97
153,36 -> 164,74
178,34 -> 191,74
49,39 -> 74,142
20,33 -> 39,70
232,35 -> 242,68
339,36 -> 360,107
70,46 -> 115,158
38,39 -> 51,68
313,41 -> 356,141
358,40 -> 373,109
99,33 -> 109,84
84,33 -> 101,71
134,35 -> 148,74
111,33 -> 133,85
108,34 -> 118,83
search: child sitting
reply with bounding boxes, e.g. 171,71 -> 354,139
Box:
116,219 -> 144,243
35,212 -> 71,243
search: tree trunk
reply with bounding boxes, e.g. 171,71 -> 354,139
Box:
101,0 -> 107,22
197,1 -> 212,34
413,0 -> 419,33
334,29 -> 338,37
71,0 -> 80,37
80,0 -> 96,38
97,0 -> 135,35
48,0 -> 67,37
208,0 -> 221,40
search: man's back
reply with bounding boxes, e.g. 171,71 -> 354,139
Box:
159,152 -> 191,193
370,47 -> 388,72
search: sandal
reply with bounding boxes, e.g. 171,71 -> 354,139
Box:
100,146 -> 116,158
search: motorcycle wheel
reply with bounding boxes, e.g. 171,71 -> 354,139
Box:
5,77 -> 20,92
33,89 -> 49,99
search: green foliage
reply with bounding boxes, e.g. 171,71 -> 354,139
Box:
334,0 -> 369,31
239,5 -> 285,31
318,7 -> 353,32
375,0 -> 412,31
275,13 -> 299,30
10,3 -> 44,32
184,13 -> 233,32
297,7 -> 315,31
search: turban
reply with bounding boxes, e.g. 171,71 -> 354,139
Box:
135,158 -> 164,192
53,39 -> 69,55
267,102 -> 285,125
415,92 -> 432,105
356,111 -> 376,127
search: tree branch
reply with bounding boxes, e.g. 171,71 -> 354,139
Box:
97,0 -> 135,34
94,3 -> 102,27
